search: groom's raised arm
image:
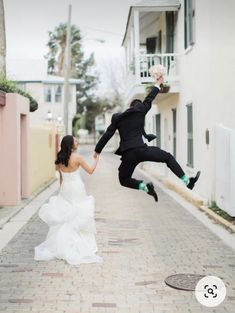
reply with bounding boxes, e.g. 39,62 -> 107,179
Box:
139,84 -> 160,114
94,114 -> 117,154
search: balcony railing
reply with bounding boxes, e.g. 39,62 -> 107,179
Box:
139,53 -> 179,83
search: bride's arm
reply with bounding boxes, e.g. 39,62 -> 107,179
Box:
77,154 -> 99,175
55,164 -> 63,185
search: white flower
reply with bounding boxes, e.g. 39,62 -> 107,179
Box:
149,64 -> 167,79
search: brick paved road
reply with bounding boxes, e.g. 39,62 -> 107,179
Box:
0,145 -> 234,313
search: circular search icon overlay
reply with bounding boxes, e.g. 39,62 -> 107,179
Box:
195,275 -> 226,307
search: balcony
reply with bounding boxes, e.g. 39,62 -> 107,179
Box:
139,53 -> 179,84
126,52 -> 180,103
122,1 -> 181,102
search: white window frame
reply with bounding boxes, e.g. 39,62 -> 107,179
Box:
44,84 -> 52,103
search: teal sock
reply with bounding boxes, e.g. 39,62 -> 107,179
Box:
138,182 -> 149,193
181,174 -> 189,186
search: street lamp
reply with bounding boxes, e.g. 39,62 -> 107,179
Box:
47,110 -> 52,121
56,115 -> 64,135
57,116 -> 62,123
84,38 -> 105,44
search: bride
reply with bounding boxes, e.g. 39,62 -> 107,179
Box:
34,135 -> 103,266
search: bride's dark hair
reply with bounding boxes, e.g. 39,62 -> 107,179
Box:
55,135 -> 74,167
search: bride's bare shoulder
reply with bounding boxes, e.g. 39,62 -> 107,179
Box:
70,153 -> 83,164
75,154 -> 84,162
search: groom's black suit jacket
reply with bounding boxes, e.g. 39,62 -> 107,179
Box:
94,86 -> 160,156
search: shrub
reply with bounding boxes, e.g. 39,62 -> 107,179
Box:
0,76 -> 38,112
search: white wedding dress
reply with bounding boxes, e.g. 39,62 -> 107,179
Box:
34,167 -> 103,266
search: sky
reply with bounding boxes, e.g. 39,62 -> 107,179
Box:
4,0 -> 136,93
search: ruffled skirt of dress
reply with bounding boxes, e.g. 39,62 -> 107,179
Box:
34,174 -> 103,266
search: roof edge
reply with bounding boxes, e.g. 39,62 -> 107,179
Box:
121,1 -> 181,47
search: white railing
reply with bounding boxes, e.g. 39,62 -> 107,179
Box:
139,53 -> 178,83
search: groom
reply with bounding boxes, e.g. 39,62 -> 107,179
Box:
93,75 -> 200,202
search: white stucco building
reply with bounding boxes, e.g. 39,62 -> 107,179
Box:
122,0 -> 235,214
16,76 -> 79,134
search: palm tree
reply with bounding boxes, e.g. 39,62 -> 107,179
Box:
45,23 -> 83,77
45,22 -> 99,131
0,0 -> 6,75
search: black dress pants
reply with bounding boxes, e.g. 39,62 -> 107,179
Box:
118,145 -> 185,189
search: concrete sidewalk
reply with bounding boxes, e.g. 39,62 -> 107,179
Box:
0,145 -> 234,313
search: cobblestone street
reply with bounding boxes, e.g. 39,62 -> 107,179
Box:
0,145 -> 234,313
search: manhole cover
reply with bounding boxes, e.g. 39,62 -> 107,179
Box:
165,274 -> 206,291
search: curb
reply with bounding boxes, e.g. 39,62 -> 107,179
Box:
0,178 -> 57,229
198,205 -> 235,234
140,165 -> 235,234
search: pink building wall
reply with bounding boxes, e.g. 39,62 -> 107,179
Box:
0,93 -> 30,205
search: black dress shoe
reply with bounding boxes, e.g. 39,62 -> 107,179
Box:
187,171 -> 201,190
146,182 -> 158,202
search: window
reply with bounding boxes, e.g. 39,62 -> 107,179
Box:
166,12 -> 174,53
44,85 -> 52,102
146,37 -> 157,54
172,109 -> 177,158
55,85 -> 62,103
155,114 -> 161,148
184,0 -> 195,49
187,103 -> 194,167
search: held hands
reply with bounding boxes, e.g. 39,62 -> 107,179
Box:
93,151 -> 100,159
93,151 -> 100,160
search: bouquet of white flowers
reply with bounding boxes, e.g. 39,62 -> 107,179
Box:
149,64 -> 167,80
